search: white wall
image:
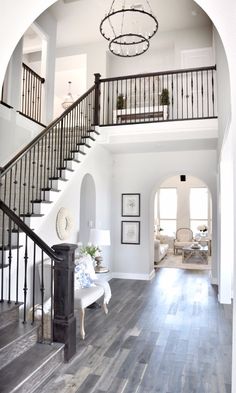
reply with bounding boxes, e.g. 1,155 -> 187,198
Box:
107,26 -> 213,78
111,149 -> 217,281
0,105 -> 43,166
36,144 -> 113,271
34,10 -> 57,124
213,27 -> 231,151
56,41 -> 108,88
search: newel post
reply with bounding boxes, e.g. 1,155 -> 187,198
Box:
52,243 -> 77,362
94,73 -> 101,126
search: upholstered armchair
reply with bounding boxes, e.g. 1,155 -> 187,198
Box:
174,228 -> 194,255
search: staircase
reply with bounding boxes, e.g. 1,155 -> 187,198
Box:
0,302 -> 64,392
0,82 -> 99,391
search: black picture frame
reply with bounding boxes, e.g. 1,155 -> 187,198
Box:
121,221 -> 140,245
121,193 -> 140,217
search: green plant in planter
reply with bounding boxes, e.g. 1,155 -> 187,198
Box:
160,88 -> 170,106
116,94 -> 126,110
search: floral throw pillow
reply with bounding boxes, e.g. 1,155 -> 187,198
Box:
74,263 -> 94,289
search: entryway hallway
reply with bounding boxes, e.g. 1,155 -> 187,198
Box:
41,268 -> 232,393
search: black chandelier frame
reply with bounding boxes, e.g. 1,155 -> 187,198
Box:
100,7 -> 158,58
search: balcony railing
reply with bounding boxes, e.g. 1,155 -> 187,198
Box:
97,65 -> 217,126
20,63 -> 45,125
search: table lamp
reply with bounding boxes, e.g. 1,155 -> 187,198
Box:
89,229 -> 110,272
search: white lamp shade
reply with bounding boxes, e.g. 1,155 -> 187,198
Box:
89,229 -> 110,246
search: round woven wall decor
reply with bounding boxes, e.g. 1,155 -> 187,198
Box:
56,207 -> 74,240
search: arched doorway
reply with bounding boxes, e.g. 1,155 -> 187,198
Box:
79,173 -> 96,246
153,174 -> 212,271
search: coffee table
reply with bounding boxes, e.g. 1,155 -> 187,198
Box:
182,245 -> 208,264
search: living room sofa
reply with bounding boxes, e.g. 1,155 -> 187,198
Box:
154,238 -> 169,264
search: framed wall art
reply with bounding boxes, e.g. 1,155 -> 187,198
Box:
121,193 -> 140,217
121,221 -> 140,245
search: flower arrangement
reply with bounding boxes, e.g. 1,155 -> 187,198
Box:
80,243 -> 101,259
197,225 -> 208,233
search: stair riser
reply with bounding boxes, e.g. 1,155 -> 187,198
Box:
0,329 -> 38,371
41,191 -> 59,203
60,168 -> 74,179
15,345 -> 64,393
50,179 -> 68,191
31,203 -> 52,215
0,308 -> 19,330
64,160 -> 79,171
73,152 -> 86,162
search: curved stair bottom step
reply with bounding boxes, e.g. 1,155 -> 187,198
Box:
0,342 -> 64,393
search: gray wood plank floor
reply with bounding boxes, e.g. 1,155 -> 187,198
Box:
41,268 -> 232,393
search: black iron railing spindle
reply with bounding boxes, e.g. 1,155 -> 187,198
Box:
21,63 -> 45,124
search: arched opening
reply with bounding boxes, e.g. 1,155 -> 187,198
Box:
79,173 -> 96,246
153,174 -> 212,272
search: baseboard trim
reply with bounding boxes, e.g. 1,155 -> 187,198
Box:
112,271 -> 154,281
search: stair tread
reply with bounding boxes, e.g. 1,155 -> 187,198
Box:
48,177 -> 68,181
77,142 -> 91,148
20,213 -> 44,218
88,129 -> 99,135
0,302 -> 22,315
71,149 -> 86,155
0,245 -> 22,251
0,321 -> 38,351
31,200 -> 53,204
57,166 -> 74,172
0,342 -> 64,393
81,135 -> 95,141
41,188 -> 60,192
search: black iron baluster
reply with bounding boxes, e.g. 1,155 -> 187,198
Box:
181,72 -> 183,119
1,211 -> 5,302
196,70 -> 199,118
15,225 -> 19,304
18,159 -> 23,217
13,164 -> 18,216
50,258 -> 53,342
201,70 -> 204,117
31,243 -> 36,324
207,69 -> 209,117
23,234 -> 28,323
171,73 -> 174,120
27,150 -> 32,214
59,119 -> 64,178
8,168 -> 12,212
41,249 -> 45,341
31,146 -> 36,207
191,71 -> 194,118
22,66 -> 26,115
212,69 -> 215,117
7,217 -> 12,303
176,72 -> 178,120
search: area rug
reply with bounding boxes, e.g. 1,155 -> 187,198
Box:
156,252 -> 211,270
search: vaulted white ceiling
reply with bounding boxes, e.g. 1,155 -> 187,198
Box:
48,0 -> 211,48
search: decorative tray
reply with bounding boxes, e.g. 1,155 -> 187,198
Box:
191,244 -> 201,249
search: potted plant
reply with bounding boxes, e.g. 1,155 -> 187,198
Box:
160,88 -> 170,106
116,94 -> 126,110
160,88 -> 170,120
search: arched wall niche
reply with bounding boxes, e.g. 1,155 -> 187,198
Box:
79,173 -> 96,246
